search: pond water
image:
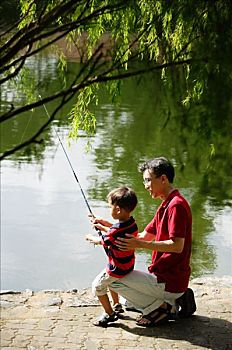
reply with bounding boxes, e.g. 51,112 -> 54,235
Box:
1,55 -> 232,291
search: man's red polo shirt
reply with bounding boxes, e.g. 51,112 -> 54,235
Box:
145,190 -> 192,293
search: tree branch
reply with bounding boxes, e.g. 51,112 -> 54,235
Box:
0,107 -> 56,161
0,57 -> 194,126
0,43 -> 33,85
0,0 -> 128,73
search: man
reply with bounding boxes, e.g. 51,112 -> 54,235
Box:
92,157 -> 196,327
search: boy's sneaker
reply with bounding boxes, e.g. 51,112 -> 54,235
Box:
93,312 -> 118,327
176,288 -> 196,318
113,303 -> 124,314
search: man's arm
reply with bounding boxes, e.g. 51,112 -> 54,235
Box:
137,236 -> 184,253
137,230 -> 156,241
116,233 -> 184,253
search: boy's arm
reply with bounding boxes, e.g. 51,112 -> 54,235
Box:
85,234 -> 102,245
88,215 -> 112,230
93,224 -> 109,233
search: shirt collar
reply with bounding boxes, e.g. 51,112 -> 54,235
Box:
160,189 -> 179,209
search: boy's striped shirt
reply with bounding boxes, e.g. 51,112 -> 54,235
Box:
101,216 -> 138,278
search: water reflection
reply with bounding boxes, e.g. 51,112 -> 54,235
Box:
1,58 -> 231,291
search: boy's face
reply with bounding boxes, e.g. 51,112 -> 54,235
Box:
109,203 -> 121,219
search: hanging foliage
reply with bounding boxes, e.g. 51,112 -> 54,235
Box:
0,0 -> 232,159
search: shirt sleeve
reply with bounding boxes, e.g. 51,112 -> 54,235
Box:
101,228 -> 117,246
144,215 -> 157,236
168,204 -> 188,238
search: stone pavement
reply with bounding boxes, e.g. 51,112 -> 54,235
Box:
0,276 -> 231,350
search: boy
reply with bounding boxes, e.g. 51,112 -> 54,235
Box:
86,186 -> 138,327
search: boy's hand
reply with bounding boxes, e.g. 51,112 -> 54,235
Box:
88,214 -> 112,228
85,234 -> 101,245
93,222 -> 109,233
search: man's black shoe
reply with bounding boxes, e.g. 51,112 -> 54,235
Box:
176,288 -> 196,318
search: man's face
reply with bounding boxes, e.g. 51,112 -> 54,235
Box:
142,169 -> 163,199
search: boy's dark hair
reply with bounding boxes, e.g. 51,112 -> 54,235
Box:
138,157 -> 175,183
107,187 -> 137,212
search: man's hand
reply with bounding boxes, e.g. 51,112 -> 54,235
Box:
115,234 -> 141,251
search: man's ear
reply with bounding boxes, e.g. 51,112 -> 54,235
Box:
161,174 -> 168,183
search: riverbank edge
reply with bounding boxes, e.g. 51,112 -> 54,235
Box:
1,275 -> 232,309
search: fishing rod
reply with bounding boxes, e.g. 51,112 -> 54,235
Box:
39,95 -> 102,237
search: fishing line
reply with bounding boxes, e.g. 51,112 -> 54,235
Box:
39,95 -> 102,237
20,113 -> 33,144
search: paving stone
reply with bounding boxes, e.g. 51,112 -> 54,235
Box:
0,277 -> 231,350
11,335 -> 32,347
0,339 -> 12,348
0,329 -> 15,341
